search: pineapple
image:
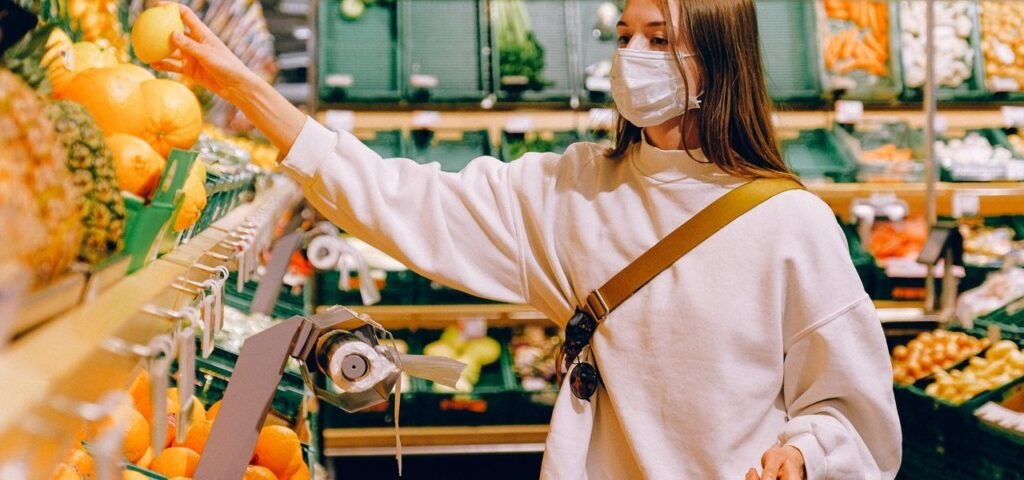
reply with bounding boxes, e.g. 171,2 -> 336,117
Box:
46,100 -> 126,264
0,69 -> 83,287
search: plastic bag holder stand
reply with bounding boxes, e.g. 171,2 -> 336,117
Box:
193,306 -> 397,480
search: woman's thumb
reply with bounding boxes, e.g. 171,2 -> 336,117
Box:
172,32 -> 205,58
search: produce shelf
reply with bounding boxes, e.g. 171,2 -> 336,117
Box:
808,182 -> 1024,222
323,424 -> 549,457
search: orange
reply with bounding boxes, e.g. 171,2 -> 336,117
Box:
123,471 -> 148,480
163,390 -> 207,447
289,462 -> 310,480
149,447 -> 200,478
50,464 -> 82,480
122,408 -> 151,463
115,63 -> 156,85
206,400 -> 222,420
136,447 -> 154,469
174,418 -> 213,455
252,425 -> 302,479
66,448 -> 94,479
173,162 -> 208,231
56,66 -> 146,136
139,79 -> 202,157
131,4 -> 185,64
244,465 -> 279,480
128,370 -> 152,422
106,134 -> 165,198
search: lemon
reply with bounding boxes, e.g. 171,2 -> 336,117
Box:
131,4 -> 184,64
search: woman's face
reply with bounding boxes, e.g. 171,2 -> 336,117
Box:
616,0 -> 684,52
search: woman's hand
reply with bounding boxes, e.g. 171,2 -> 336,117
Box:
152,4 -> 258,104
745,445 -> 805,480
151,3 -> 305,154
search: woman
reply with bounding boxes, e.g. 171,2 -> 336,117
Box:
157,0 -> 902,477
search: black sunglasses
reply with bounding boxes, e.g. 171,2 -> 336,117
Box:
560,308 -> 601,400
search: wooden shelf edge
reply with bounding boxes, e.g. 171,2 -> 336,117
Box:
324,424 -> 550,451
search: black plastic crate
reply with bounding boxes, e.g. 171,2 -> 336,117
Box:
412,328 -> 516,426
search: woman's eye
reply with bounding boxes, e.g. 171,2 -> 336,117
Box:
617,35 -> 631,46
651,37 -> 669,46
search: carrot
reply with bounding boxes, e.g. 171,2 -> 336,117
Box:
863,29 -> 887,58
840,30 -> 859,59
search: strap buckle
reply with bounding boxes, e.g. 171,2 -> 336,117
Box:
584,290 -> 610,321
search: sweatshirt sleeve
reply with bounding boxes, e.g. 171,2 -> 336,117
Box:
774,192 -> 902,479
279,117 -> 533,304
779,298 -> 902,480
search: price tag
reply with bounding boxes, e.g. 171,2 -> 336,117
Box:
412,111 -> 442,128
1002,106 -> 1024,128
324,110 -> 354,133
505,115 -> 534,133
324,74 -> 354,88
410,74 -> 439,89
835,100 -> 864,124
952,192 -> 980,218
933,114 -> 949,136
459,317 -> 488,340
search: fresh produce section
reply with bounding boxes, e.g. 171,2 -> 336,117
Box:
821,0 -> 896,99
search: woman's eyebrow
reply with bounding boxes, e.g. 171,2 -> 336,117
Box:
616,20 -> 667,28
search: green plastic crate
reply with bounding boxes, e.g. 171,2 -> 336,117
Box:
940,128 -> 1023,182
406,129 -> 494,172
974,296 -> 1024,339
491,0 -> 575,103
401,0 -> 490,102
314,269 -> 421,307
841,221 -> 882,296
756,0 -> 824,102
123,149 -> 197,273
318,0 -> 402,102
780,128 -> 858,182
413,328 -> 517,426
357,129 -> 405,159
225,272 -> 312,320
191,345 -> 309,425
500,129 -> 580,161
817,0 -> 904,102
899,0 -> 990,102
417,275 -> 496,305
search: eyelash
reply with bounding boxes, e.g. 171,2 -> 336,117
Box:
617,35 -> 669,46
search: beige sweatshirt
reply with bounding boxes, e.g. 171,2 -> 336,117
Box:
281,117 -> 903,479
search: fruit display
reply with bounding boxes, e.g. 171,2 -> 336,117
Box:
869,216 -> 928,263
423,327 -> 502,393
891,330 -> 990,384
979,1 -> 1024,92
107,133 -> 166,198
68,0 -> 131,61
899,1 -> 976,89
510,326 -> 561,391
1009,132 -> 1024,158
956,267 -> 1024,325
961,225 -> 1021,266
839,122 -> 926,183
936,132 -> 1022,181
925,340 -> 1024,405
0,68 -> 83,287
821,0 -> 892,91
56,66 -> 148,137
46,100 -> 127,265
138,79 -> 203,158
201,124 -> 280,171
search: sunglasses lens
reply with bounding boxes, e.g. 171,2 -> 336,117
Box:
570,362 -> 599,400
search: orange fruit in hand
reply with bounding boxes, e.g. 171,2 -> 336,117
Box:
56,66 -> 146,137
149,447 -> 200,478
139,79 -> 202,157
121,408 -> 151,463
244,465 -> 279,480
174,418 -> 213,455
66,448 -> 94,478
131,4 -> 185,64
128,370 -> 151,421
252,426 -> 302,479
107,134 -> 165,198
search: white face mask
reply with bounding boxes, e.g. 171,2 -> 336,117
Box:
610,48 -> 702,127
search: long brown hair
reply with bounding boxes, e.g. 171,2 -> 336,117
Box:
607,0 -> 796,181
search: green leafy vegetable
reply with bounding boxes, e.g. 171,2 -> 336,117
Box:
494,0 -> 546,90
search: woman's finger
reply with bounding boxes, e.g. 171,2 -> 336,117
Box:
151,59 -> 183,73
745,468 -> 759,480
171,32 -> 209,60
176,3 -> 211,43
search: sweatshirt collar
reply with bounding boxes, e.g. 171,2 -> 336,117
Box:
632,134 -> 729,183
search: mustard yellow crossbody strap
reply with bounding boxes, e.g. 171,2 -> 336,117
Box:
583,178 -> 804,319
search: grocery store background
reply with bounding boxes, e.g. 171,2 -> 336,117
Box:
5,0 -> 1024,479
